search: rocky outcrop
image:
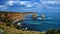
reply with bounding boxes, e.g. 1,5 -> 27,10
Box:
0,12 -> 24,22
0,12 -> 36,22
32,13 -> 37,19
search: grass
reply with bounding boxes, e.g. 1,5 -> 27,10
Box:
0,21 -> 60,34
0,22 -> 45,34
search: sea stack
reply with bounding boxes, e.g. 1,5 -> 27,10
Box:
32,13 -> 37,20
41,14 -> 45,20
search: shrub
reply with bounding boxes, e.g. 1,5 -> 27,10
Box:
46,30 -> 60,34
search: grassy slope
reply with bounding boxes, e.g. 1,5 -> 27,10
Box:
0,22 -> 45,34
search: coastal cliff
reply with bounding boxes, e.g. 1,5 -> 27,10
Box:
0,11 -> 36,22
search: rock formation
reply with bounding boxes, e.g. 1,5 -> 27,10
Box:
32,13 -> 37,19
0,11 -> 36,22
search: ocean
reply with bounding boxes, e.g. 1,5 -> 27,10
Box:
19,9 -> 60,32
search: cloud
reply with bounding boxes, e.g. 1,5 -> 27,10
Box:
0,5 -> 7,10
40,0 -> 60,9
41,1 -> 60,4
6,0 -> 41,8
6,1 -> 14,6
1,0 -> 60,12
6,1 -> 32,7
20,1 -> 33,7
0,0 -> 42,12
46,6 -> 60,9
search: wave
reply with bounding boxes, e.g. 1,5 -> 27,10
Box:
25,17 -> 52,20
37,18 -> 52,20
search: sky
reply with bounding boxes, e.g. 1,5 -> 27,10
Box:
0,0 -> 60,12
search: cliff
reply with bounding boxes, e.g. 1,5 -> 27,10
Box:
0,11 -> 36,22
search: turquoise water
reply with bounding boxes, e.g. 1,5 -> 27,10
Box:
20,11 -> 60,32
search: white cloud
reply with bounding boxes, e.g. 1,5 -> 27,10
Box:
6,1 -> 33,7
6,1 -> 19,6
20,1 -> 33,7
0,5 -> 7,11
1,0 -> 41,12
26,4 -> 33,7
46,6 -> 60,9
41,1 -> 60,4
6,0 -> 41,8
40,0 -> 60,9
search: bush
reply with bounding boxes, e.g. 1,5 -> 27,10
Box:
0,28 -> 4,34
46,30 -> 60,34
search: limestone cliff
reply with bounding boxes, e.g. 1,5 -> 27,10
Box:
0,12 -> 24,22
0,11 -> 36,22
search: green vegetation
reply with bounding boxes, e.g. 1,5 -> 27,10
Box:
46,29 -> 60,34
0,28 -> 4,34
0,24 -> 41,34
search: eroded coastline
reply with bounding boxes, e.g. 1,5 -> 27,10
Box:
0,11 -> 60,34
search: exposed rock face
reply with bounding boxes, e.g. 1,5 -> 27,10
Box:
32,13 -> 37,19
0,12 -> 24,22
7,13 -> 24,21
0,12 -> 36,22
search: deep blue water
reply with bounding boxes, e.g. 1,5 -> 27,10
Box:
20,11 -> 60,32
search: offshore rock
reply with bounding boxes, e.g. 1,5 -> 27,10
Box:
32,13 -> 37,20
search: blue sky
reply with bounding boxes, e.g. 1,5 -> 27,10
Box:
0,0 -> 60,12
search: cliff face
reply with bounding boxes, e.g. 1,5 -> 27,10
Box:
7,13 -> 24,21
0,11 -> 37,23
32,13 -> 37,19
0,12 -> 36,22
0,12 -> 24,22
